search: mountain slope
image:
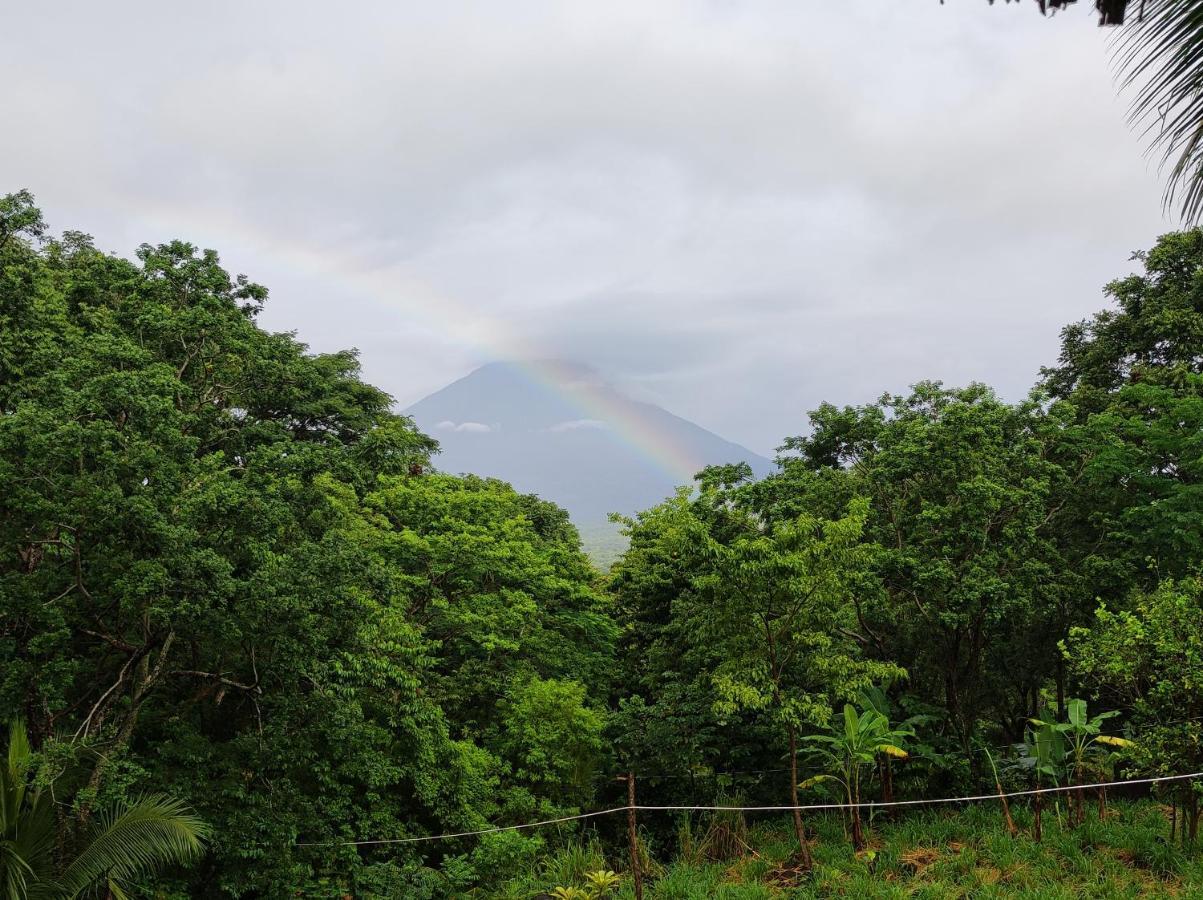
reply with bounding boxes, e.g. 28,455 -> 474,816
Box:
405,362 -> 774,558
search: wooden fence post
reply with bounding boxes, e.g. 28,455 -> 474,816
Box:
623,773 -> 643,900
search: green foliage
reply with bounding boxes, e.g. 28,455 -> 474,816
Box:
1112,3 -> 1203,221
500,802 -> 1203,898
1029,699 -> 1132,786
1042,230 -> 1203,593
1023,708 -> 1069,787
11,195 -> 1203,894
801,701 -> 913,848
773,382 -> 1063,750
0,721 -> 207,899
499,677 -> 605,814
0,721 -> 52,900
548,868 -> 622,900
0,194 -> 613,896
1070,577 -> 1203,838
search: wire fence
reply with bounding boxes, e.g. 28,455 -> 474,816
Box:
297,770 -> 1203,849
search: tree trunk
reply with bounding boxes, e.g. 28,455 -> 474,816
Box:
625,774 -> 643,900
1055,657 -> 1066,720
79,631 -> 175,827
787,724 -> 813,870
944,671 -> 967,755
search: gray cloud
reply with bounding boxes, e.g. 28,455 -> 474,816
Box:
0,0 -> 1171,454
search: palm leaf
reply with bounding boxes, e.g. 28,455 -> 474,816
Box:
876,744 -> 909,759
1112,0 -> 1203,222
51,794 -> 208,899
2,721 -> 31,835
1,843 -> 35,900
1096,734 -> 1136,748
2,720 -> 54,900
7,792 -> 54,894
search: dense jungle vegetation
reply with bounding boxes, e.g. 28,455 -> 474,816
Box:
4,189 -> 1203,897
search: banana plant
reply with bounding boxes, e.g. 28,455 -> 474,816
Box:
858,687 -> 933,808
1029,699 -> 1134,827
801,702 -> 912,849
1020,708 -> 1066,841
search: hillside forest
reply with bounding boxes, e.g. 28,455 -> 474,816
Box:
4,190 -> 1203,897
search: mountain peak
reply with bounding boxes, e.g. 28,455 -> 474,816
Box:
406,362 -> 773,559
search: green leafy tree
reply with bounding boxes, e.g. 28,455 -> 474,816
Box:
773,383 -> 1062,752
1042,230 -> 1203,572
608,481 -> 775,809
0,193 -> 614,895
1070,577 -> 1203,843
666,485 -> 901,868
1039,230 -> 1203,712
497,678 -> 605,817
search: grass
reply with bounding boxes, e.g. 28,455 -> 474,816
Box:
491,800 -> 1203,898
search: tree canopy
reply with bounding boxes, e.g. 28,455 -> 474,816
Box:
7,193 -> 1203,894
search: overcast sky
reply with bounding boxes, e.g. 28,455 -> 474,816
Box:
1,1 -> 1172,455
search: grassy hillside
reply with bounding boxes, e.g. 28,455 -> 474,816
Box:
494,801 -> 1201,898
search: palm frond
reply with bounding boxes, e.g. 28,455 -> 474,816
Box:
1113,0 -> 1203,222
1,842 -> 35,900
1,721 -> 31,834
52,795 -> 208,899
1,720 -> 55,900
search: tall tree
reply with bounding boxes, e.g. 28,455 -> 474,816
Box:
773,383 -> 1063,750
1069,577 -> 1203,842
1041,229 -> 1203,600
614,476 -> 899,869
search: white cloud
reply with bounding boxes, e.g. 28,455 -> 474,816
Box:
548,418 -> 608,433
435,420 -> 494,433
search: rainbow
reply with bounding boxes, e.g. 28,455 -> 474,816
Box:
515,358 -> 705,484
119,197 -> 704,484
